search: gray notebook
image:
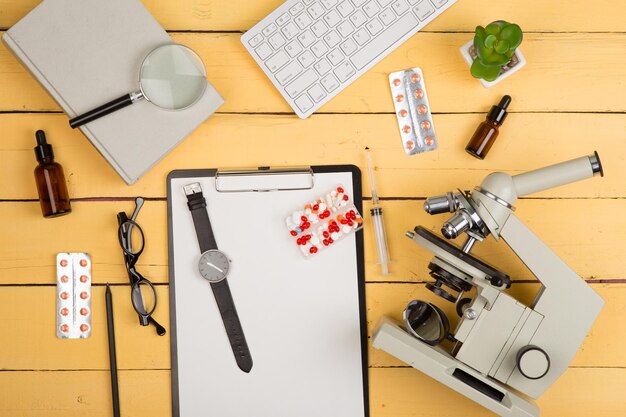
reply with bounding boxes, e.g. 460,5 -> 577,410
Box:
3,0 -> 224,185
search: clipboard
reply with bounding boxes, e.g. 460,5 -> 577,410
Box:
167,165 -> 369,417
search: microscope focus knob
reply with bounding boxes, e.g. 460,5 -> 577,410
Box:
516,345 -> 550,380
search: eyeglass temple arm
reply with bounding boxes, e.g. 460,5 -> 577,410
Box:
149,316 -> 166,336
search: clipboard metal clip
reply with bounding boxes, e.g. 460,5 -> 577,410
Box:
215,167 -> 315,193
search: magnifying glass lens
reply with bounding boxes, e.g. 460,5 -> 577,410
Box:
139,44 -> 207,110
404,300 -> 445,345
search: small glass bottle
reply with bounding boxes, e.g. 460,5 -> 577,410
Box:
465,95 -> 511,160
34,130 -> 72,217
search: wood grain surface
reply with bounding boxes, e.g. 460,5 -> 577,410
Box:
0,0 -> 625,416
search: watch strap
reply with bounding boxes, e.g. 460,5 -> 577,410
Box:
186,190 -> 218,252
211,279 -> 253,373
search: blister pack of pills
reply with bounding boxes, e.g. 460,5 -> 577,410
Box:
56,253 -> 91,339
389,67 -> 438,155
286,185 -> 363,257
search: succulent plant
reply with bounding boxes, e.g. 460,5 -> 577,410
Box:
471,20 -> 523,82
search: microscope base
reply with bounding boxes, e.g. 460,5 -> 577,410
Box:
373,317 -> 540,417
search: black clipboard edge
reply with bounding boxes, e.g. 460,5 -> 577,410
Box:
166,165 -> 369,417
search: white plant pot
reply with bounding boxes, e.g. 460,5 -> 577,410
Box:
460,40 -> 526,88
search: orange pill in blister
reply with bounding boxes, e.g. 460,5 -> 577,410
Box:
60,307 -> 69,316
79,259 -> 87,267
421,121 -> 431,130
60,275 -> 69,283
80,324 -> 89,332
80,308 -> 89,316
60,291 -> 69,300
80,292 -> 88,299
402,125 -> 412,134
418,105 -> 428,115
80,275 -> 89,283
392,78 -> 401,86
398,109 -> 408,118
414,89 -> 424,99
406,141 -> 415,150
411,73 -> 420,83
396,94 -> 404,103
60,324 -> 69,333
60,259 -> 68,267
425,137 -> 434,146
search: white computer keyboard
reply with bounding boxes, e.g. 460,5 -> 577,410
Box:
241,0 -> 457,119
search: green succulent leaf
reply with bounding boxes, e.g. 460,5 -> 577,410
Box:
471,59 -> 502,82
484,34 -> 497,49
475,25 -> 487,40
494,40 -> 510,54
499,23 -> 523,49
485,20 -> 506,36
482,51 -> 510,66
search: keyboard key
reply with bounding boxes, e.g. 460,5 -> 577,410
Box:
350,12 -> 418,69
276,61 -> 303,85
308,2 -> 325,19
353,28 -> 371,46
414,1 -> 435,20
340,38 -> 358,55
323,10 -> 342,27
377,0 -> 393,6
351,0 -> 367,6
289,2 -> 305,15
262,23 -> 278,36
308,84 -> 327,102
349,10 -> 367,27
323,30 -> 342,48
327,49 -> 345,65
248,34 -> 264,48
366,18 -> 384,35
285,68 -> 318,97
314,58 -> 332,75
333,61 -> 356,82
255,42 -> 273,60
295,13 -> 312,29
363,1 -> 380,17
321,0 -> 338,8
379,8 -> 396,25
311,40 -> 329,57
281,22 -> 300,39
268,32 -> 286,49
407,0 -> 420,4
303,0 -> 315,4
432,0 -> 448,6
295,94 -> 314,112
311,20 -> 329,37
265,50 -> 290,72
337,21 -> 355,37
297,29 -> 316,47
321,73 -> 340,92
337,1 -> 355,17
276,12 -> 291,26
298,50 -> 316,67
391,0 -> 409,15
285,40 -> 304,57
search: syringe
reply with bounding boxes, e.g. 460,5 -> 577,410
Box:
367,151 -> 390,275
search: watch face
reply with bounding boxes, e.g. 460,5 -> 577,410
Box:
198,250 -> 230,283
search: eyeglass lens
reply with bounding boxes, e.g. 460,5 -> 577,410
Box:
131,280 -> 157,317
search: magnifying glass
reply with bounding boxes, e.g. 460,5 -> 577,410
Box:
69,44 -> 207,129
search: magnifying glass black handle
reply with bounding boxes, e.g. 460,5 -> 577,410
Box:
69,93 -> 135,129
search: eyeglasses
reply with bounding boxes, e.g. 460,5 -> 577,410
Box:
117,197 -> 166,336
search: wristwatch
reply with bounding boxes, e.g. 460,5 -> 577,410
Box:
184,182 -> 253,373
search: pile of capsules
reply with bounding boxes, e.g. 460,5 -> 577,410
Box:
286,185 -> 363,257
389,67 -> 438,156
56,252 -> 92,339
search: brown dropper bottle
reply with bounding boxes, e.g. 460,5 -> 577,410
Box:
34,130 -> 72,218
465,95 -> 511,159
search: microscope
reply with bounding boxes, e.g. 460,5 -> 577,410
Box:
373,153 -> 605,417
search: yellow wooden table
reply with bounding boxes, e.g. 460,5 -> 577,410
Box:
1,0 -> 625,415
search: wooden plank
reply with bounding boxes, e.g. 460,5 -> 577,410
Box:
1,33 -> 626,113
1,198 -> 624,284
1,113 -> 623,200
0,284 -> 623,370
1,0 -> 624,32
1,368 -> 625,417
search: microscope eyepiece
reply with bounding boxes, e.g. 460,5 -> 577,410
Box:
590,151 -> 603,177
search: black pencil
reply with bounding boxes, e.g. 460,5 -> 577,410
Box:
106,283 -> 121,417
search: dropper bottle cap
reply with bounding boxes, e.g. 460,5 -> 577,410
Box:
486,95 -> 511,126
34,130 -> 54,162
